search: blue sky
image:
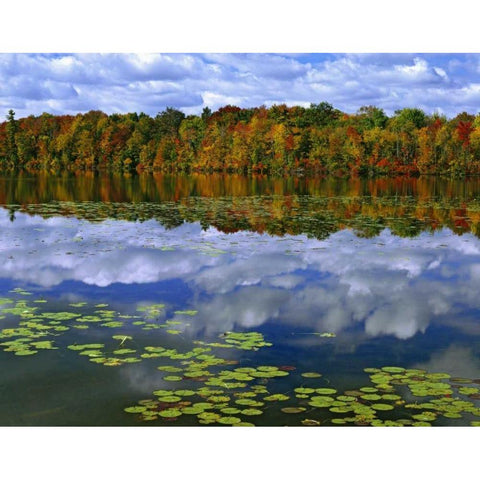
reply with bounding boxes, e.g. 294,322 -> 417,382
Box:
1,53 -> 480,119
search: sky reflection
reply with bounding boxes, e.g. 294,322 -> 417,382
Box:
1,209 -> 480,344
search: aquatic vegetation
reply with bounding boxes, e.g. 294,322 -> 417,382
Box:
194,331 -> 273,352
174,310 -> 198,316
1,289 -> 480,427
120,361 -> 479,427
137,304 -> 165,319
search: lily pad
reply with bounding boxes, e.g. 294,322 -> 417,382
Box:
241,409 -> 263,416
315,388 -> 337,395
263,394 -> 289,401
174,390 -> 196,397
381,366 -> 405,373
156,395 -> 182,403
301,372 -> 322,378
371,403 -> 394,411
124,406 -> 147,414
302,418 -> 321,426
294,388 -> 315,395
217,416 -> 242,425
159,409 -> 182,418
281,407 -> 307,414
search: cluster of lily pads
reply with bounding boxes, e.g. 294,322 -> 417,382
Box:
2,289 -> 480,426
0,296 -> 67,356
122,364 -> 480,427
124,363 -> 294,425
297,367 -> 480,426
193,331 -> 273,351
0,292 -> 200,359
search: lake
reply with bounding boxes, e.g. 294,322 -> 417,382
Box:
1,173 -> 480,426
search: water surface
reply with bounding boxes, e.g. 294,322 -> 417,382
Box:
1,174 -> 480,426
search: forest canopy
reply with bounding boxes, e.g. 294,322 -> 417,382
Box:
1,103 -> 480,176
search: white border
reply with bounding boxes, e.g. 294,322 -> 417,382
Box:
0,1 -> 478,478
1,0 -> 480,52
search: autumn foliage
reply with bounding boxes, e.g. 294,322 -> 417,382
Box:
2,104 -> 480,176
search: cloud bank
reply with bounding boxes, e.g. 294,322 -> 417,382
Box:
2,53 -> 480,118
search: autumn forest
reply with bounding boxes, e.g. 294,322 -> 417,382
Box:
1,103 -> 479,176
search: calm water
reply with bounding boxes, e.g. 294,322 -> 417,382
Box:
1,173 -> 480,426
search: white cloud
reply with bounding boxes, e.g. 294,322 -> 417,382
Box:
1,53 -> 480,118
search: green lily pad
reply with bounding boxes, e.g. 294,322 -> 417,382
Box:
371,403 -> 394,411
113,348 -> 136,355
459,387 -> 479,395
381,394 -> 402,401
217,416 -> 242,425
241,409 -> 263,416
381,366 -> 405,373
156,395 -> 182,403
315,388 -> 337,395
124,406 -> 147,414
153,389 -> 171,396
235,399 -> 264,407
282,407 -> 307,414
79,350 -> 103,357
207,395 -> 231,403
174,390 -> 196,397
14,350 -> 37,356
113,335 -> 133,341
221,408 -> 241,415
361,394 -> 382,401
159,409 -> 182,418
413,412 -> 437,422
301,372 -> 322,378
294,388 -> 315,394
359,387 -> 378,393
426,373 -> 450,380
30,341 -> 57,350
256,366 -> 279,372
443,412 -> 462,419
263,394 -> 289,401
336,395 -> 356,402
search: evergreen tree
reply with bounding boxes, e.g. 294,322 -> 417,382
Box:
6,109 -> 18,167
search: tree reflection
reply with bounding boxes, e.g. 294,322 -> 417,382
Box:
2,173 -> 480,239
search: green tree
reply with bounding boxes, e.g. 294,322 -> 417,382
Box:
155,107 -> 186,138
6,109 -> 18,167
304,102 -> 339,128
357,106 -> 388,129
393,108 -> 427,130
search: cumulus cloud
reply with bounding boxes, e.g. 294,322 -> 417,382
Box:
1,53 -> 480,118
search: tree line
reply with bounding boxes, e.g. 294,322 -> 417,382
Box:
1,103 -> 480,176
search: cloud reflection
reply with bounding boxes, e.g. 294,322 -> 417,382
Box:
2,210 -> 480,341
